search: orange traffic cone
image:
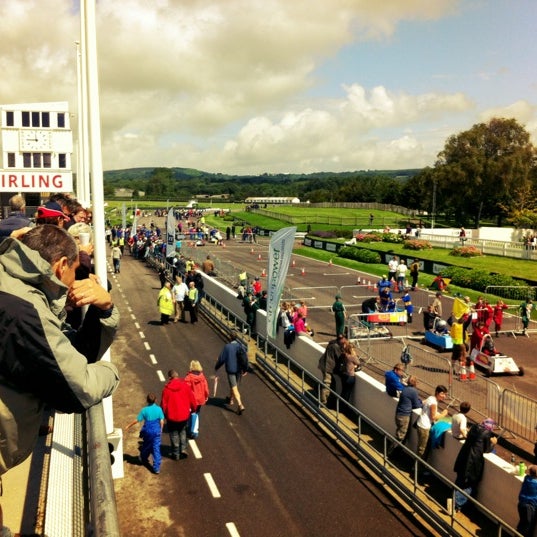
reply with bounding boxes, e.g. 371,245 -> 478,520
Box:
368,280 -> 372,290
459,363 -> 468,381
468,362 -> 476,381
292,259 -> 296,268
261,268 -> 266,277
301,267 -> 306,276
328,258 -> 333,266
250,248 -> 254,255
257,254 -> 262,261
356,276 -> 362,285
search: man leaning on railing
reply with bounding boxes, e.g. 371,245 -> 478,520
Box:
0,225 -> 120,535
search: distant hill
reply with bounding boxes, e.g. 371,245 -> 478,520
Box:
103,167 -> 422,202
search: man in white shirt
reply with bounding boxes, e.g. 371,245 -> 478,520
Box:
396,260 -> 407,292
388,256 -> 398,282
172,275 -> 189,323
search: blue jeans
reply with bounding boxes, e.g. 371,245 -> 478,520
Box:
140,420 -> 162,472
167,420 -> 188,458
454,475 -> 474,511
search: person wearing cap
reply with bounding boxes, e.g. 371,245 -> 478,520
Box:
330,293 -> 347,337
453,418 -> 497,512
35,201 -> 70,228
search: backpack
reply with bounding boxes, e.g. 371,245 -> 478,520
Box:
400,346 -> 412,365
237,344 -> 249,372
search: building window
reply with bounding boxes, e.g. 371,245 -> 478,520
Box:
57,113 -> 65,128
43,153 -> 52,168
58,154 -> 66,168
7,153 -> 15,167
6,111 -> 14,127
23,152 -> 31,167
22,111 -> 30,127
31,111 -> 40,127
32,153 -> 41,167
42,112 -> 50,128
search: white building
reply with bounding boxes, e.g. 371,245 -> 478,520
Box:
0,102 -> 73,208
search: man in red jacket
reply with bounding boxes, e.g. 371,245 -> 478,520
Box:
161,370 -> 197,460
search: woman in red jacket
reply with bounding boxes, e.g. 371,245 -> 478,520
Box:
185,360 -> 209,413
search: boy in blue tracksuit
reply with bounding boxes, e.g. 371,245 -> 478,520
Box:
126,393 -> 165,474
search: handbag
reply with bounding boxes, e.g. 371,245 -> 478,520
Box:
188,412 -> 199,439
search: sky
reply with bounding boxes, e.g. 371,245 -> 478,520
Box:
1,0 -> 536,175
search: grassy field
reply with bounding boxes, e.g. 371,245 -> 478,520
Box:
107,199 -> 534,283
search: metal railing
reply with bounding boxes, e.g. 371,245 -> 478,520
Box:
500,390 -> 537,445
253,335 -> 518,537
86,404 -> 121,536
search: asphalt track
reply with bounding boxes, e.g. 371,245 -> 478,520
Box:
110,241 -> 432,536
112,220 -> 535,535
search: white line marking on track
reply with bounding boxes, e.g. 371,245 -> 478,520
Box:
127,307 -> 132,312
189,440 -> 202,459
130,314 -> 136,320
156,370 -> 165,382
149,354 -> 157,364
204,472 -> 221,498
225,522 -> 240,537
139,331 -> 145,339
134,322 -> 140,329
144,342 -> 151,351
323,272 -> 350,276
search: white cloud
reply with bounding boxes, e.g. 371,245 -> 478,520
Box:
1,0 -> 535,175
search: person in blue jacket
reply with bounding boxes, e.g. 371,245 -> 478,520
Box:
517,465 -> 537,536
385,363 -> 406,397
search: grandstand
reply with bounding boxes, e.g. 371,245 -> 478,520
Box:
245,196 -> 300,205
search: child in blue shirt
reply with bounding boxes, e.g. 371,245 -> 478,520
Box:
126,393 -> 165,474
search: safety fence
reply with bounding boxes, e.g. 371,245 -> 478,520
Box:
484,286 -> 537,335
500,390 -> 537,445
251,334 -> 517,537
420,233 -> 537,261
354,337 -> 533,446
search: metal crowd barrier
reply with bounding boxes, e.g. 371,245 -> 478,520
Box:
252,335 -> 518,537
500,390 -> 537,445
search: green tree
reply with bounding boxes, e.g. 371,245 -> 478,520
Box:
435,118 -> 535,227
146,168 -> 173,197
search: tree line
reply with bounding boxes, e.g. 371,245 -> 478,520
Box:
104,117 -> 537,228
